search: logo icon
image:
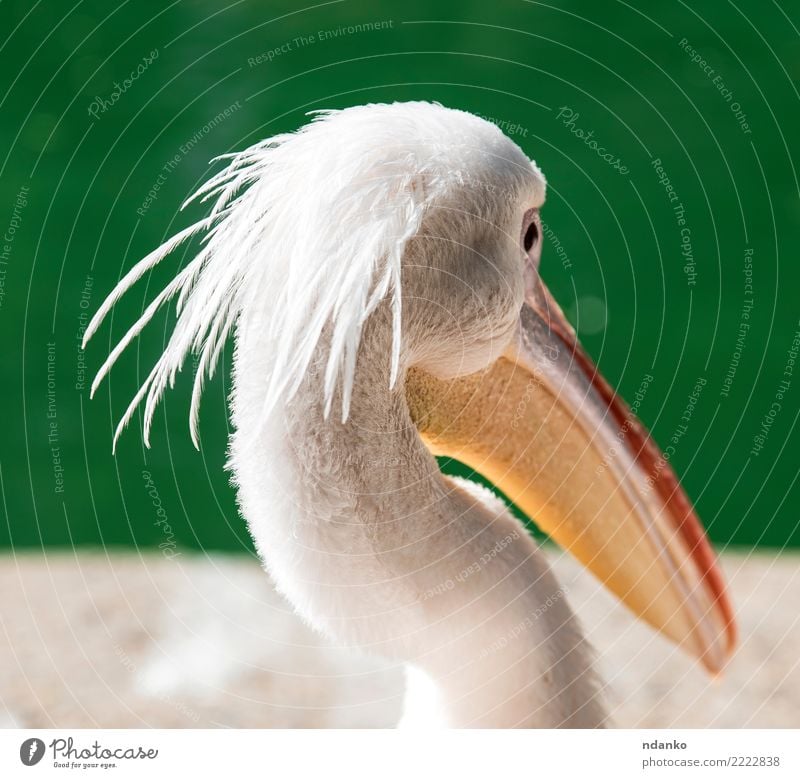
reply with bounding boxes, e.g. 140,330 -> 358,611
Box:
20,738 -> 45,766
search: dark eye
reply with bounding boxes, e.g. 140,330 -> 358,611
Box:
523,220 -> 539,253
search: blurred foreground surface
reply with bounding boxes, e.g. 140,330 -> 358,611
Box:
0,551 -> 797,728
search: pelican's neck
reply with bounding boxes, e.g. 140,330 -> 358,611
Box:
230,323 -> 606,727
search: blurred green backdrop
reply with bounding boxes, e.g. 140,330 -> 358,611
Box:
1,0 -> 798,553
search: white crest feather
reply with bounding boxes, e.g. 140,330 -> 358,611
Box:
83,102 -> 461,452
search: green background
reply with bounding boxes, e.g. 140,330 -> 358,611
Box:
1,0 -> 798,554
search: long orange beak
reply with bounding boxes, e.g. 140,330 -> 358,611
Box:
405,276 -> 736,673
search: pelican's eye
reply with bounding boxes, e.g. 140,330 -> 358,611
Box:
523,220 -> 539,253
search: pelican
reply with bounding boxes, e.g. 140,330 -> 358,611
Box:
84,101 -> 736,727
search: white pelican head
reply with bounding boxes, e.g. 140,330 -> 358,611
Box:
84,101 -> 735,726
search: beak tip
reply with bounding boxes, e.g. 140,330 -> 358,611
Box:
701,650 -> 731,679
696,615 -> 738,678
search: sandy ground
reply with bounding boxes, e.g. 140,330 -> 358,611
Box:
0,550 -> 797,728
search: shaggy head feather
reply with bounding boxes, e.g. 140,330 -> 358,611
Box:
83,101 -> 544,451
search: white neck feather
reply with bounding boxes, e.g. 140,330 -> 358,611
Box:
229,321 -> 606,728
82,102 -> 602,725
